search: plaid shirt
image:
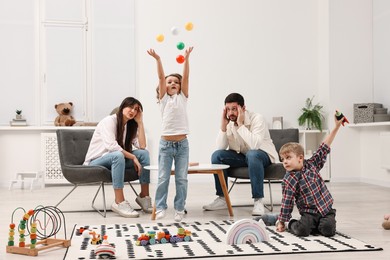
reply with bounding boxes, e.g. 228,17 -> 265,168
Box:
278,143 -> 333,223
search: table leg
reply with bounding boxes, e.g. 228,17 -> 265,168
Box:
151,204 -> 156,220
216,170 -> 234,217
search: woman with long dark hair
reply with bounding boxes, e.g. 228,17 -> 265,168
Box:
84,97 -> 152,217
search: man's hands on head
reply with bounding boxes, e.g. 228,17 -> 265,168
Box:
221,104 -> 245,130
221,107 -> 229,132
237,105 -> 245,127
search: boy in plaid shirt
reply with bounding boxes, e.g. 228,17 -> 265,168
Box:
276,113 -> 344,237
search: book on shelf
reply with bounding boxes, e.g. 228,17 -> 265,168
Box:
10,119 -> 28,126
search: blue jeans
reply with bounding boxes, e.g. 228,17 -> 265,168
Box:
211,149 -> 271,199
155,138 -> 189,212
89,149 -> 150,189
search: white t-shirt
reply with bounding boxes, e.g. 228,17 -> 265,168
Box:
160,92 -> 189,136
83,114 -> 139,165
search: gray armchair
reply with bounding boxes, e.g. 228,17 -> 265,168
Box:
55,129 -> 139,217
227,128 -> 299,211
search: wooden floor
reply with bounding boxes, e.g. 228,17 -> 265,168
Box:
1,180 -> 390,259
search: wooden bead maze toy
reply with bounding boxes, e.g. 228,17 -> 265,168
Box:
6,205 -> 71,256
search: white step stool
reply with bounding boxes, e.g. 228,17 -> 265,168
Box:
9,171 -> 44,191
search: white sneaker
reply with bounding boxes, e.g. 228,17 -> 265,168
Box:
156,209 -> 166,220
111,200 -> 139,218
252,198 -> 265,216
203,197 -> 227,211
174,210 -> 185,222
135,195 -> 153,213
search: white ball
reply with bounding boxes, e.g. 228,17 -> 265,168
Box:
171,26 -> 179,36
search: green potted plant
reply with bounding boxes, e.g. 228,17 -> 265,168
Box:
298,96 -> 324,131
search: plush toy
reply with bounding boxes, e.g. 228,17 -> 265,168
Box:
54,102 -> 76,126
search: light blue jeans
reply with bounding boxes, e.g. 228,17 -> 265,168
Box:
89,149 -> 150,189
155,138 -> 189,212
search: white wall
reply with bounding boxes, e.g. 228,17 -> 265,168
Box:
1,0 -> 390,187
328,0 -> 374,182
356,0 -> 390,186
374,0 -> 390,108
136,0 -> 321,167
0,0 -> 36,124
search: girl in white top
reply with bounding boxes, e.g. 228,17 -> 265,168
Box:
147,47 -> 194,222
83,97 -> 152,218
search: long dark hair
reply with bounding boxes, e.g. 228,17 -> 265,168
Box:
116,97 -> 143,152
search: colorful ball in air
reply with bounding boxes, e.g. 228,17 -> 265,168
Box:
176,55 -> 185,64
171,26 -> 179,35
156,34 -> 164,42
177,42 -> 185,50
185,22 -> 194,31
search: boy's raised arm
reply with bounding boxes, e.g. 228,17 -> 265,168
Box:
323,113 -> 344,147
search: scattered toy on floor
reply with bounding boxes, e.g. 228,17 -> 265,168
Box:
136,227 -> 191,246
382,214 -> 390,230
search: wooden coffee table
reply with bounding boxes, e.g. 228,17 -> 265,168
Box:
145,164 -> 233,220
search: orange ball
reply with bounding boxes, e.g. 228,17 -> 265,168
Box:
185,22 -> 194,31
10,223 -> 15,229
176,55 -> 185,64
156,34 -> 164,42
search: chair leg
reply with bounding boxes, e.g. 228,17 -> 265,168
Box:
127,181 -> 139,197
228,178 -> 275,212
54,183 -> 107,217
264,180 -> 273,212
55,185 -> 79,208
91,182 -> 107,218
228,178 -> 238,193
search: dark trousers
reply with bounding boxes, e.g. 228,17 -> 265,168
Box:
288,209 -> 336,237
211,149 -> 271,198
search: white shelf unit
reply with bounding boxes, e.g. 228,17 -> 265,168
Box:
348,122 -> 390,128
299,130 -> 330,181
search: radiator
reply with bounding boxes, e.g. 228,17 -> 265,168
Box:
41,133 -> 69,184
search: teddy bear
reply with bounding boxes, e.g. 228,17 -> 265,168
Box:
54,102 -> 76,126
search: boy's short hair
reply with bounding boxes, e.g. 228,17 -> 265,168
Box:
279,142 -> 304,157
